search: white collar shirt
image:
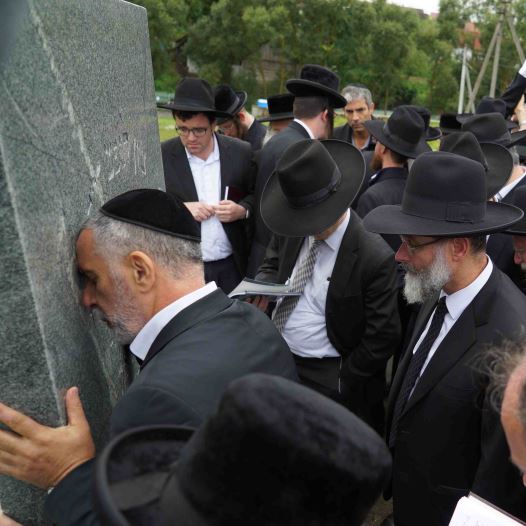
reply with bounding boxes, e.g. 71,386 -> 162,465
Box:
293,118 -> 315,139
129,282 -> 218,362
279,210 -> 350,359
494,167 -> 526,201
186,134 -> 232,262
410,257 -> 493,391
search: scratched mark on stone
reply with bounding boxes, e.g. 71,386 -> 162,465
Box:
103,133 -> 146,182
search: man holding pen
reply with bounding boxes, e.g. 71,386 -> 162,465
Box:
160,77 -> 255,293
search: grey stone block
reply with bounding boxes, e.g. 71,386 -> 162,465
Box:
0,0 -> 164,522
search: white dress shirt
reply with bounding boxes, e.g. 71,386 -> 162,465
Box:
129,282 -> 218,361
519,60 -> 526,78
281,211 -> 350,358
411,257 -> 493,383
186,135 -> 232,262
494,167 -> 526,201
293,119 -> 315,139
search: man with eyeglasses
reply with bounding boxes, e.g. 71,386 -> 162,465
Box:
159,78 -> 255,293
363,151 -> 526,526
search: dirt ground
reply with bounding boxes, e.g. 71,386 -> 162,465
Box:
364,498 -> 392,525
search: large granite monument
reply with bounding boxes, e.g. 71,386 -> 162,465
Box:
0,0 -> 164,522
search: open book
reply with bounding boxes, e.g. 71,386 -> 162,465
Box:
229,278 -> 301,299
449,493 -> 526,525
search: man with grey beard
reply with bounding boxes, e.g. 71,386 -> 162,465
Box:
363,151 -> 526,526
0,189 -> 297,526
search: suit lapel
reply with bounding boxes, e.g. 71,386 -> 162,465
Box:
328,214 -> 358,296
279,237 -> 305,282
217,134 -> 232,198
172,139 -> 198,201
140,289 -> 232,370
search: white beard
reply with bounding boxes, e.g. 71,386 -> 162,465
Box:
402,245 -> 452,304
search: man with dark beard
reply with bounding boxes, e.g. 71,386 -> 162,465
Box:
363,151 -> 526,526
356,106 -> 430,252
0,189 -> 297,526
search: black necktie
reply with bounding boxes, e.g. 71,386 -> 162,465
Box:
389,297 -> 448,448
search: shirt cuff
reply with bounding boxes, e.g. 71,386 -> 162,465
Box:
520,59 -> 526,78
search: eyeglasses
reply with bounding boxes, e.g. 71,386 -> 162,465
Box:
399,236 -> 443,254
176,126 -> 209,137
218,121 -> 235,133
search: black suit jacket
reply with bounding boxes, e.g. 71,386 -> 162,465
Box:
502,71 -> 526,118
161,133 -> 255,275
387,267 -> 526,526
356,166 -> 408,252
256,212 -> 401,431
45,289 -> 298,524
244,118 -> 267,151
487,176 -> 526,278
246,120 -> 310,277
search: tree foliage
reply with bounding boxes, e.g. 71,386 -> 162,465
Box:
136,0 -> 525,113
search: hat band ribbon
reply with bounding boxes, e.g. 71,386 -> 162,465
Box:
383,123 -> 422,151
171,96 -> 215,110
403,192 -> 485,223
287,167 -> 342,209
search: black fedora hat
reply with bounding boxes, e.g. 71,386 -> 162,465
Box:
258,93 -> 295,122
440,112 -> 464,135
157,77 -> 231,118
94,374 -> 392,526
260,139 -> 365,237
286,64 -> 347,108
399,105 -> 441,141
101,189 -> 201,242
457,97 -> 517,130
364,106 -> 431,159
363,151 -> 523,237
505,186 -> 526,235
213,84 -> 248,125
461,113 -> 526,148
439,131 -> 513,198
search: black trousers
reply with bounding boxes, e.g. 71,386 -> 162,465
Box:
292,354 -> 342,403
204,255 -> 241,294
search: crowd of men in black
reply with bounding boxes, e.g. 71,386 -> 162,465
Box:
2,62 -> 526,526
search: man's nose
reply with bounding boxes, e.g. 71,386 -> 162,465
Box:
81,285 -> 96,309
514,250 -> 522,265
395,242 -> 409,263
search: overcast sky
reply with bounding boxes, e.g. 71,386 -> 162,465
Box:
390,0 -> 440,14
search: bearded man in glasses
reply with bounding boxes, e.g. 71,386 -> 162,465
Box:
364,152 -> 526,526
158,77 -> 255,293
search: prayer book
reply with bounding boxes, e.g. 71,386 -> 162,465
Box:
449,492 -> 526,525
229,278 -> 301,299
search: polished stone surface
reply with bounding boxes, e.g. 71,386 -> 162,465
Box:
0,0 -> 163,522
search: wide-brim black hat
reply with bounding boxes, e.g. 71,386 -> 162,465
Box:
457,97 -> 517,130
440,112 -> 464,135
364,106 -> 431,159
286,64 -> 346,108
363,151 -> 523,236
214,84 -> 248,124
399,105 -> 441,141
157,77 -> 231,118
439,131 -> 513,198
461,112 -> 526,148
261,139 -> 365,237
505,186 -> 526,235
258,93 -> 295,122
94,374 -> 391,526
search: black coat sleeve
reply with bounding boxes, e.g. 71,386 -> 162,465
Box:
254,234 -> 281,283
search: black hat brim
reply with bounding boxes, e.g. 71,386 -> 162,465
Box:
260,139 -> 365,237
216,91 -> 248,124
363,201 -> 523,237
258,111 -> 294,122
509,130 -> 526,148
365,120 -> 431,158
286,79 -> 346,108
457,113 -> 518,131
94,425 -> 195,525
425,126 -> 442,141
156,101 -> 232,119
481,143 -> 513,198
505,218 -> 526,235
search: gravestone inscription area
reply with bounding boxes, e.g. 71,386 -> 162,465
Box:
0,0 -> 164,522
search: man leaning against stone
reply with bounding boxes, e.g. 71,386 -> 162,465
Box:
0,189 -> 297,525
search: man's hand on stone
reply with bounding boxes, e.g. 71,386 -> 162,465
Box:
214,200 -> 247,222
0,387 -> 95,489
184,201 -> 215,222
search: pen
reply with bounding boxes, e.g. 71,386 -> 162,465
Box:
224,186 -> 229,200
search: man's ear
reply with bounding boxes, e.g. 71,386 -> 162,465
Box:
369,102 -> 375,113
238,110 -> 246,123
449,238 -> 470,261
127,251 -> 156,291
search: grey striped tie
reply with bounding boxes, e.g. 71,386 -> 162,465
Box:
273,239 -> 323,333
